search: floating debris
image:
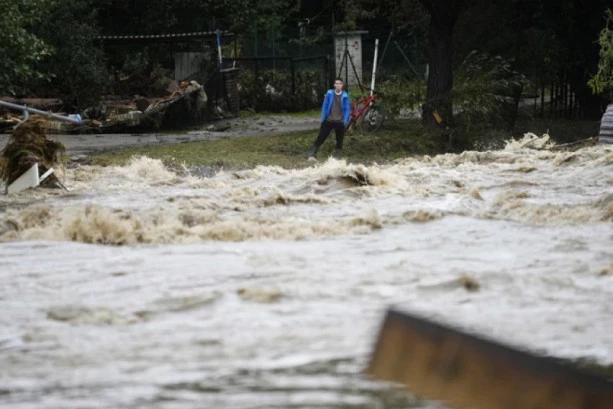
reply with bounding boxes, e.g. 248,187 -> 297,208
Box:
1,117 -> 65,192
237,287 -> 282,303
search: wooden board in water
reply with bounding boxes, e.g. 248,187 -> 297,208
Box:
366,309 -> 613,409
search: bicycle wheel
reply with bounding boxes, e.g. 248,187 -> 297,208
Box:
362,104 -> 385,132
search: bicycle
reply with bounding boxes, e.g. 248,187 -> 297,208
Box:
346,86 -> 385,133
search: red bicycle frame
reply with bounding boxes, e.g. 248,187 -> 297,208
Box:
347,92 -> 377,130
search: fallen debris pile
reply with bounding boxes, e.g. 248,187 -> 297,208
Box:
1,117 -> 65,192
0,80 -> 221,135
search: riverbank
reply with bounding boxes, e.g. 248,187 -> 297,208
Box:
83,115 -> 600,172
50,114 -> 321,158
0,112 -> 601,177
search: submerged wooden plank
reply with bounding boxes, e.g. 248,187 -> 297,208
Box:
366,309 -> 613,409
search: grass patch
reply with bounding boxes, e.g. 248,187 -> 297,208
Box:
87,115 -> 601,171
89,118 -> 441,170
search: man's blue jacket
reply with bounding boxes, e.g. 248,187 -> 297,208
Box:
321,89 -> 350,126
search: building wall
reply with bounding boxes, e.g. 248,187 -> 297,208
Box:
334,31 -> 367,90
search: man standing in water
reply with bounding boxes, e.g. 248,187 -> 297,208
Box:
307,78 -> 350,161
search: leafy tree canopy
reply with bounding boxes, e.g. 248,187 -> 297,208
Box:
31,0 -> 109,109
0,0 -> 53,95
588,9 -> 613,102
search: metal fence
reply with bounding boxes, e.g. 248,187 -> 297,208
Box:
220,55 -> 332,111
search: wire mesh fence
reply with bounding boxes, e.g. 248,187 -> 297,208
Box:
221,55 -> 332,111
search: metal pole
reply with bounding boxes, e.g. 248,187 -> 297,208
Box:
370,38 -> 379,96
216,28 -> 223,70
0,100 -> 81,124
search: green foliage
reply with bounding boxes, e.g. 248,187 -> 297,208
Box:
31,0 -> 109,109
0,0 -> 53,95
88,118 -> 442,170
518,26 -> 565,89
588,9 -> 613,101
215,0 -> 298,33
351,0 -> 428,34
377,75 -> 426,119
99,0 -> 213,35
452,51 -> 525,132
335,0 -> 379,31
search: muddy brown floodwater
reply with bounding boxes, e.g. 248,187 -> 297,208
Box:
0,131 -> 611,409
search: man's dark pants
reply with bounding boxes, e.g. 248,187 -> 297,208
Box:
314,120 -> 345,150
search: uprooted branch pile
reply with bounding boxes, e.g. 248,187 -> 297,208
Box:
0,117 -> 65,189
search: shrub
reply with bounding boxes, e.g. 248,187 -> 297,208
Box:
376,74 -> 426,120
31,0 -> 109,110
452,50 -> 525,133
588,9 -> 613,102
0,0 -> 52,96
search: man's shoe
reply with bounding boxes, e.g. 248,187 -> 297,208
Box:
332,148 -> 343,159
307,145 -> 318,161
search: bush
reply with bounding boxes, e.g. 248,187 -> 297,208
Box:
588,9 -> 613,102
31,0 -> 109,110
0,0 -> 52,96
376,74 -> 426,119
452,50 -> 525,133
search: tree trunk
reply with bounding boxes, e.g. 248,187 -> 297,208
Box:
419,1 -> 463,130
